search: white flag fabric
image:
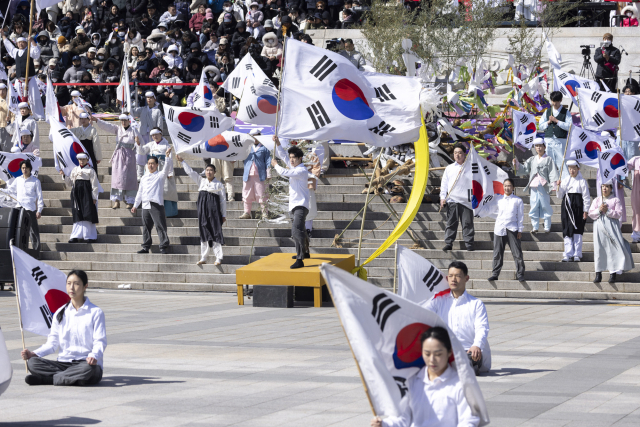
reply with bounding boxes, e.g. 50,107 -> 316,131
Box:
254,134 -> 289,151
49,118 -> 95,175
545,34 -> 562,70
7,77 -> 20,114
193,71 -> 215,109
566,124 -> 618,168
620,93 -> 640,142
45,74 -> 64,123
179,130 -> 254,160
397,245 -> 448,307
554,70 -> 599,103
469,144 -> 509,217
577,88 -> 619,131
320,263 -> 489,423
11,245 -> 70,336
164,105 -> 235,153
0,152 -> 43,183
116,55 -> 132,113
237,76 -> 279,126
36,0 -> 60,12
598,148 -> 628,184
221,54 -> 270,99
512,110 -> 537,148
0,326 -> 11,397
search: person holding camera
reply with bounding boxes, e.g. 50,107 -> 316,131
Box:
594,33 -> 621,92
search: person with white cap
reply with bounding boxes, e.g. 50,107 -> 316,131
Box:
70,113 -> 101,173
165,45 -> 183,70
2,33 -> 45,120
11,127 -> 40,156
91,113 -> 139,209
8,102 -> 40,152
0,83 -> 13,128
557,160 -> 591,262
136,127 -> 178,217
60,90 -> 89,128
60,152 -> 100,243
627,146 -> 640,242
131,91 -> 165,180
513,138 -> 559,233
240,129 -> 271,219
7,159 -> 43,253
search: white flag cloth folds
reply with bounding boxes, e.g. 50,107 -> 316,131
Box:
164,105 -> 235,153
36,0 -> 60,12
0,326 -> 11,397
397,245 -> 448,307
512,110 -> 537,148
45,73 -> 64,123
11,245 -> 70,336
577,88 -> 619,131
179,130 -> 254,161
7,77 -> 20,114
620,93 -> 640,142
469,144 -> 509,217
193,71 -> 215,109
598,148 -> 628,184
566,124 -> 619,168
554,70 -> 599,103
221,54 -> 270,99
0,152 -> 42,183
320,264 -> 489,424
278,39 -> 420,147
116,54 -> 132,112
237,76 -> 279,126
49,118 -> 96,175
545,34 -> 562,70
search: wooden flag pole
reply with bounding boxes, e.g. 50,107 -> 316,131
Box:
10,240 -> 28,373
272,36 -> 287,159
392,243 -> 398,294
618,89 -> 623,137
23,0 -> 35,102
356,155 -> 381,267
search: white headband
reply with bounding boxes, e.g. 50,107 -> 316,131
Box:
150,129 -> 162,136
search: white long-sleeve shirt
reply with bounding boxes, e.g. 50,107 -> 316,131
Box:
63,165 -> 100,201
133,157 -> 173,209
382,366 -> 480,427
439,161 -> 465,203
9,175 -> 44,213
182,161 -> 227,217
557,174 -> 591,212
34,298 -> 107,368
493,194 -> 524,236
273,145 -> 312,212
3,38 -> 41,61
538,107 -> 572,142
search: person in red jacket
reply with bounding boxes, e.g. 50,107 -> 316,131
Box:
190,4 -> 207,33
621,4 -> 639,27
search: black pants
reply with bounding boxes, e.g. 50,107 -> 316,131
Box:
27,357 -> 102,386
23,208 -> 40,252
492,230 -> 525,279
467,352 -> 483,376
290,206 -> 308,259
141,202 -> 169,250
444,202 -> 474,248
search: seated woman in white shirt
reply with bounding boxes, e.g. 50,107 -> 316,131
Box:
371,327 -> 480,427
21,270 -> 107,386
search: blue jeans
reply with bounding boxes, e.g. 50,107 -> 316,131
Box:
545,137 -> 569,182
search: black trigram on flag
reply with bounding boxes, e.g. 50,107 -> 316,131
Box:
483,165 -> 490,175
192,145 -> 202,154
231,135 -> 242,147
579,132 -> 587,142
210,116 -> 219,128
371,293 -> 400,332
583,81 -> 592,90
519,115 -> 528,124
58,128 -> 73,139
309,55 -> 337,82
249,85 -> 256,95
55,152 -> 67,169
176,132 -> 191,144
40,304 -> 52,329
0,154 -> 5,166
634,124 -> 640,137
593,113 -> 605,127
523,136 -> 534,146
369,121 -> 395,136
471,162 -> 479,174
231,77 -> 241,89
31,266 -> 47,286
262,78 -> 275,88
246,105 -> 257,119
603,139 -> 613,149
422,265 -> 443,292
601,151 -> 611,161
193,93 -> 201,102
307,101 -> 331,130
574,149 -> 583,159
591,92 -> 602,103
482,194 -> 493,206
558,73 -> 568,80
226,152 -> 237,158
374,84 -> 396,102
634,101 -> 640,114
559,86 -> 568,96
604,169 -> 610,178
246,64 -> 252,70
394,377 -> 408,398
26,154 -> 36,162
167,108 -> 174,122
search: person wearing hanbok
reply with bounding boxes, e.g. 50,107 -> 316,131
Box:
131,92 -> 164,180
61,153 -> 99,243
628,145 -> 640,242
589,182 -> 635,284
92,113 -> 139,209
60,91 -> 91,129
8,102 -> 40,151
240,129 -> 270,219
136,128 -> 178,217
13,128 -> 40,155
177,154 -> 226,265
557,160 -> 591,262
70,113 -> 102,173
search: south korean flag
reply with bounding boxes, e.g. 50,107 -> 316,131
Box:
396,245 -> 448,307
566,124 -> 618,168
221,54 -> 270,99
620,93 -> 640,142
0,152 -> 43,184
49,118 -> 96,176
193,71 -> 215,109
116,53 -> 131,112
237,75 -> 279,126
165,105 -> 235,154
469,144 -> 508,218
512,110 -> 537,148
577,88 -> 619,132
181,130 -> 254,161
553,69 -> 599,104
598,147 -> 628,184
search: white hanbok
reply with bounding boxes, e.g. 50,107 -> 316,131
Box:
63,165 -> 100,240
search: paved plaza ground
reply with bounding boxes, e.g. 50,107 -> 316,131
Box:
1,290 -> 640,426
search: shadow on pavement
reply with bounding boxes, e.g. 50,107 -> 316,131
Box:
482,368 -> 555,377
0,417 -> 101,426
99,376 -> 186,387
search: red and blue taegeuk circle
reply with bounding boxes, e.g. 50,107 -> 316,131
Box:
8,158 -> 24,177
603,98 -> 619,118
564,80 -> 580,97
332,79 -> 374,121
203,85 -> 213,101
472,180 -> 483,209
178,111 -> 205,132
45,289 -> 70,314
257,95 -> 278,114
610,152 -> 625,170
68,142 -> 87,166
392,323 -> 431,370
585,141 -> 602,160
524,123 -> 536,135
205,135 -> 229,153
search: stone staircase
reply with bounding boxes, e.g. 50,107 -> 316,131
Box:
27,122 -> 640,300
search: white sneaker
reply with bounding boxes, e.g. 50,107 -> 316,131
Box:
573,257 -> 581,262
196,259 -> 207,265
213,259 -> 221,266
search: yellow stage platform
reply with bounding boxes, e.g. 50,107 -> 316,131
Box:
235,254 -> 355,307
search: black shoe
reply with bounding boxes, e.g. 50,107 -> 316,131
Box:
594,272 -> 602,283
291,253 -> 310,259
488,276 -> 498,281
68,238 -> 79,243
517,276 -> 525,282
25,375 -> 44,386
466,246 -> 474,252
85,239 -> 97,243
609,273 -> 617,283
137,248 -> 149,254
306,229 -> 312,239
159,248 -> 168,254
290,259 -> 304,269
442,244 -> 452,252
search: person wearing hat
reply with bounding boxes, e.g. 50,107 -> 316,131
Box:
0,83 -> 13,128
59,90 -> 88,128
2,34 -> 45,120
70,113 -> 102,173
36,31 -> 59,67
217,1 -> 241,25
62,54 -> 88,84
131,92 -> 165,181
8,103 -> 40,152
277,15 -> 299,39
165,44 -> 184,70
513,138 -> 559,234
80,46 -> 98,69
556,160 -> 590,262
136,127 -> 179,217
70,26 -> 91,56
60,152 -> 100,243
7,159 -> 43,253
240,129 -> 271,219
539,91 -> 571,183
91,113 -> 140,209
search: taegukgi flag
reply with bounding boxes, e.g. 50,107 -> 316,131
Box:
397,245 -> 448,307
319,263 -> 489,424
193,71 -> 215,109
566,124 -> 618,168
221,54 -> 271,99
512,110 -> 537,148
116,53 -> 132,112
577,88 -> 619,132
598,148 -> 628,184
237,75 -> 279,126
45,73 -> 65,123
468,144 -> 508,218
164,105 -> 235,154
553,70 -> 599,103
620,93 -> 640,142
49,119 -> 96,176
180,130 -> 254,161
0,152 -> 43,183
11,245 -> 70,336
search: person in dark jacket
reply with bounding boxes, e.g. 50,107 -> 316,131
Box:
231,21 -> 250,57
63,56 -> 89,84
217,13 -> 236,38
101,58 -> 121,108
146,4 -> 162,25
106,35 -> 125,60
185,57 -> 203,83
136,51 -> 153,76
58,15 -> 80,40
78,72 -> 102,107
70,27 -> 92,56
136,14 -> 155,38
594,33 -> 622,92
103,4 -> 124,28
127,0 -> 149,24
276,15 -> 298,40
185,42 -> 210,66
36,31 -> 59,67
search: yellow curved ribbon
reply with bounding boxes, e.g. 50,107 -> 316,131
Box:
351,114 -> 430,280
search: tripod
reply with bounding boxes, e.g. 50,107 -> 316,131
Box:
579,53 -> 596,81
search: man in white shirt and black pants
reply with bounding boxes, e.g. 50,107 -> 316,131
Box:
440,143 -> 474,251
488,178 -> 525,282
272,137 -> 311,269
8,159 -> 43,252
131,146 -> 173,254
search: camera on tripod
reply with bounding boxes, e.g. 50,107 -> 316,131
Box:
581,44 -> 595,57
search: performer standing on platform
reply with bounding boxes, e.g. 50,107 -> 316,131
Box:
61,153 -> 99,243
9,102 -> 40,151
2,35 -> 45,119
70,113 -> 101,173
131,92 -> 164,181
538,91 -> 571,181
240,129 -> 270,220
21,270 -> 106,386
8,160 -> 43,252
440,143 -> 474,252
131,146 -> 173,254
92,113 -> 139,209
177,154 -> 227,266
136,128 -> 178,217
272,136 -> 311,269
557,160 -> 591,262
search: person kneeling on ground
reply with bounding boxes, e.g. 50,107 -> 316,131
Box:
21,270 -> 106,386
